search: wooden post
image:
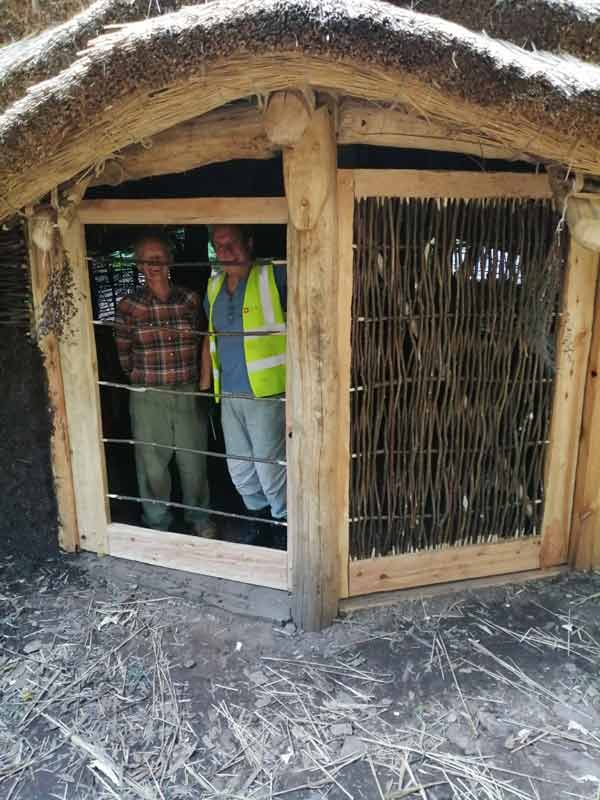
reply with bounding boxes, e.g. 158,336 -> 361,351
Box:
263,90 -> 314,147
285,105 -> 346,630
336,171 -> 354,600
57,215 -> 110,553
27,214 -> 80,552
540,240 -> 600,567
570,250 -> 600,569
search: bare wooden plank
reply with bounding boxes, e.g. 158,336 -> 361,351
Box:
58,216 -> 109,553
336,170 -> 354,600
285,106 -> 341,630
351,170 -> 552,199
342,566 -> 565,613
349,537 -> 541,597
79,198 -> 288,225
338,99 -> 526,162
569,251 -> 600,569
540,241 -> 600,567
27,217 -> 79,552
92,105 -> 276,186
108,523 -> 288,590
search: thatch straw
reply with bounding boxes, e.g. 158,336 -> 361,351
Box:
2,0 -> 599,113
1,0 -> 600,220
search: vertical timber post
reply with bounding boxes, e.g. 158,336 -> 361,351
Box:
285,104 -> 343,630
336,171 -> 355,600
540,240 -> 600,567
570,249 -> 600,569
58,214 -> 109,554
27,212 -> 80,552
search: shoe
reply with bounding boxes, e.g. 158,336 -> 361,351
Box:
237,525 -> 261,545
270,527 -> 287,551
189,521 -> 218,539
246,507 -> 272,547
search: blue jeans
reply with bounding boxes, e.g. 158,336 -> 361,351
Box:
130,384 -> 211,530
221,397 -> 287,519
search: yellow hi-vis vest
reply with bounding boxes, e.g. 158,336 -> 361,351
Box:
207,263 -> 286,401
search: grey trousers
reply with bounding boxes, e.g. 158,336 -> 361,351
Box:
130,384 -> 210,530
221,397 -> 287,519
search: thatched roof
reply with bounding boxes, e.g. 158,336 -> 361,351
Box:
2,0 -> 599,112
3,0 -> 599,55
1,0 -> 600,219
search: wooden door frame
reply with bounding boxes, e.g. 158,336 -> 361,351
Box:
32,170 -> 594,615
342,169 -> 592,598
31,198 -> 290,590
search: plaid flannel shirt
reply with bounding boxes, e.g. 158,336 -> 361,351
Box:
115,285 -> 205,386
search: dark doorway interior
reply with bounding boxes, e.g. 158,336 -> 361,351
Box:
86,157 -> 287,546
88,221 -> 287,542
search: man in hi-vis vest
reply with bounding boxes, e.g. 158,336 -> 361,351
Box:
203,225 -> 286,548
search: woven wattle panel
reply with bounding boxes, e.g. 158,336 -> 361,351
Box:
350,196 -> 565,559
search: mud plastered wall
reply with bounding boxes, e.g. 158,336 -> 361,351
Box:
0,225 -> 58,560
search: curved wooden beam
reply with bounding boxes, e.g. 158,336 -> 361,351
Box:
2,52 -> 599,219
338,99 -> 528,163
91,104 -> 276,186
87,97 -> 530,191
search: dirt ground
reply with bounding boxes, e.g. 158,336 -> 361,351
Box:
1,553 -> 600,800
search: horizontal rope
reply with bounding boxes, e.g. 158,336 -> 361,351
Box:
104,437 -> 286,466
107,494 -> 287,527
349,503 -> 542,523
355,313 -> 562,322
90,258 -> 287,269
98,380 -> 286,403
350,378 -> 554,391
93,319 -> 287,337
351,443 -> 549,458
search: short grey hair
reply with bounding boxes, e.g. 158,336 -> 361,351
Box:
208,224 -> 253,245
133,230 -> 174,262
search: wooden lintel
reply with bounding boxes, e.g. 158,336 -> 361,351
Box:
350,170 -> 552,199
569,252 -> 600,569
92,105 -> 277,187
58,215 -> 109,554
286,106 -> 343,630
540,240 -> 600,568
108,523 -> 288,590
338,99 -> 528,162
349,537 -> 541,597
87,100 -> 539,192
27,217 -> 80,552
79,197 -> 288,225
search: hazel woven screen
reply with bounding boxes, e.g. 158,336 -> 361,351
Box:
350,196 -> 565,559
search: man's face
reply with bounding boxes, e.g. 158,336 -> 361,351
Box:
212,226 -> 252,275
137,239 -> 171,295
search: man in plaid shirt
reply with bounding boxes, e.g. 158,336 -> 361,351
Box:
115,233 -> 215,537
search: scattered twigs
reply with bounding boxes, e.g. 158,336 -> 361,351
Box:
19,621 -> 152,731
